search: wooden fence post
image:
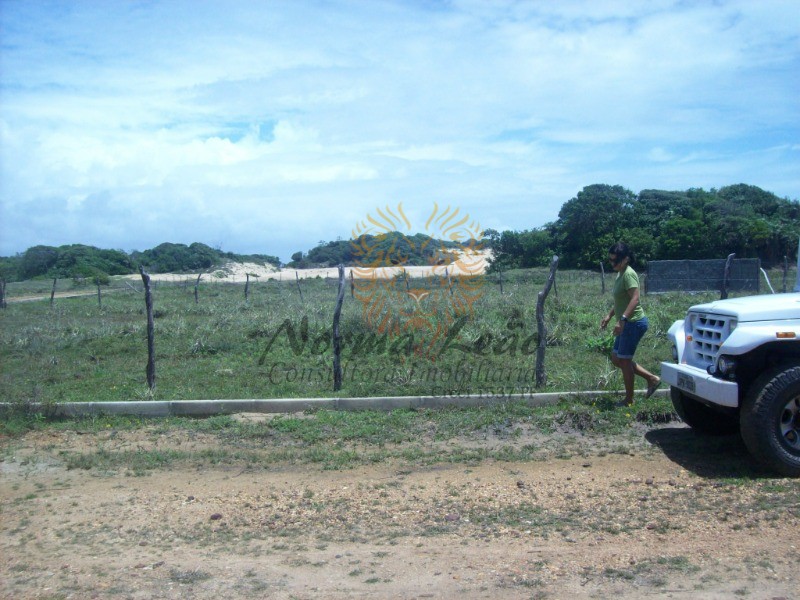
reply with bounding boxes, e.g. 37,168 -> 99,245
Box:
194,274 -> 201,304
295,271 -> 304,301
721,253 -> 735,300
350,270 -> 355,298
50,278 -> 57,305
96,280 -> 102,309
782,256 -> 788,293
245,273 -> 250,301
600,261 -> 606,294
796,237 -> 800,292
333,264 -> 345,391
0,278 -> 6,309
140,266 -> 156,391
498,269 -> 504,294
535,255 -> 559,388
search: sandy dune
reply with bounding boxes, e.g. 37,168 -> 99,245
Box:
122,250 -> 492,283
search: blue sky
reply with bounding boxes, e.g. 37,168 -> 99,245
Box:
1,0 -> 798,262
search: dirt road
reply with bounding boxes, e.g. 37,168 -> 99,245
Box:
1,422 -> 796,599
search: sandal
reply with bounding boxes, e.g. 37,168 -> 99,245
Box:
645,378 -> 661,399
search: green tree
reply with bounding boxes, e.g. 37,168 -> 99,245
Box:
19,245 -> 59,279
554,184 -> 637,268
657,217 -> 713,259
0,255 -> 20,282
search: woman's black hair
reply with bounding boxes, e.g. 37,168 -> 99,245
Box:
608,242 -> 635,265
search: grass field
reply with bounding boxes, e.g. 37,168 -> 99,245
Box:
5,266 -> 789,409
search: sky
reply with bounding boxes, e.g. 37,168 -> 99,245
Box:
1,0 -> 798,263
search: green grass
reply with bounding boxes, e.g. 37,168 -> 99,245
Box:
2,395 -> 679,472
0,268 -> 778,458
1,269 -> 729,406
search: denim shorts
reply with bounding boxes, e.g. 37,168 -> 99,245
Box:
612,316 -> 649,359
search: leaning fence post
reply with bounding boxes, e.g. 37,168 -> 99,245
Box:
295,271 -> 304,301
333,264 -> 345,391
535,255 -> 559,388
139,266 -> 156,391
721,253 -> 735,299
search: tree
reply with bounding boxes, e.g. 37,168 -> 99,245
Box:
19,246 -> 59,279
554,184 -> 637,268
657,217 -> 713,260
518,229 -> 554,268
633,190 -> 692,238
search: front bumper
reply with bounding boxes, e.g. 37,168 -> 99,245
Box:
660,362 -> 740,408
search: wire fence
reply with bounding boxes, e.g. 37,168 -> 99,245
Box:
646,259 -> 761,294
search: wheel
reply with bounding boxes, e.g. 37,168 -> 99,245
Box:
740,365 -> 800,477
670,386 -> 739,435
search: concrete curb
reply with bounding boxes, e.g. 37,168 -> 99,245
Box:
0,389 -> 668,418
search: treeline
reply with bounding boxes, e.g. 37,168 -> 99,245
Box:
288,232 -> 464,268
487,183 -> 800,271
133,243 -> 279,274
0,242 -> 280,283
3,182 -> 797,282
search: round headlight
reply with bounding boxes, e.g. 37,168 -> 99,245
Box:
717,355 -> 736,375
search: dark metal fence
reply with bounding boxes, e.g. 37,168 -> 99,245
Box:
646,259 -> 760,294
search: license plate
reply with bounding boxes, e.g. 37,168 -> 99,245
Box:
677,372 -> 696,393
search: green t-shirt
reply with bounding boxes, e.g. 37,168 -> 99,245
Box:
612,266 -> 645,322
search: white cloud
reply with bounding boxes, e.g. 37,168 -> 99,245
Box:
1,0 -> 798,260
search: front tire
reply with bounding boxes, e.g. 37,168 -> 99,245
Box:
740,366 -> 800,477
670,387 -> 739,435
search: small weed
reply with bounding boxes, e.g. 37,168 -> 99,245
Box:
603,567 -> 635,581
169,569 -> 212,584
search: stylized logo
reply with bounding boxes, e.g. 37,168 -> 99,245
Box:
350,203 -> 487,355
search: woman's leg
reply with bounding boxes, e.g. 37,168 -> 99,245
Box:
614,355 -> 636,404
612,318 -> 657,404
633,361 -> 660,386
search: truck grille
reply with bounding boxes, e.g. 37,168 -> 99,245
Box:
686,313 -> 735,369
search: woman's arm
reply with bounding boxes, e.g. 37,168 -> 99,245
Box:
600,307 -> 615,329
611,286 -> 639,335
620,286 -> 639,320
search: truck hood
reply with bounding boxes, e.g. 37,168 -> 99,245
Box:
687,293 -> 800,322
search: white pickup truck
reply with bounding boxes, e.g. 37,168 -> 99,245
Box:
661,293 -> 800,476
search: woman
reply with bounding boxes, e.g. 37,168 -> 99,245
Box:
600,242 -> 660,406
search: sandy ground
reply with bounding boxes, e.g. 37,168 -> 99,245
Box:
1,421 -> 797,600
5,290 -> 104,304
118,250 -> 492,283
